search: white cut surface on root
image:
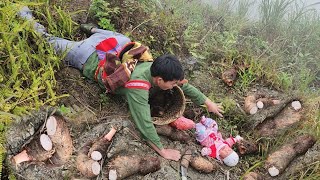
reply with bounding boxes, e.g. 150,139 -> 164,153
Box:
250,106 -> 258,114
46,116 -> 57,136
40,134 -> 53,151
109,169 -> 117,180
291,101 -> 302,111
256,101 -> 264,109
91,151 -> 102,161
268,166 -> 280,177
92,161 -> 101,175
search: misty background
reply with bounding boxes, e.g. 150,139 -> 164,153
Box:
202,0 -> 320,20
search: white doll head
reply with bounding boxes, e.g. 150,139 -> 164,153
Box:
220,145 -> 239,167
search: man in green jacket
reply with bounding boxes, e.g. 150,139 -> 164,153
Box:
19,6 -> 223,161
112,55 -> 224,161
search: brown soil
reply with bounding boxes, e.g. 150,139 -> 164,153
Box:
6,62 -> 318,180
3,1 -> 319,180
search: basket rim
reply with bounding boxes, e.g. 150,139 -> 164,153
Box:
152,86 -> 186,125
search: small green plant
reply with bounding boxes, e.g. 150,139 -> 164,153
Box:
237,67 -> 256,91
296,68 -> 315,92
99,93 -> 109,106
277,71 -> 293,91
58,104 -> 71,115
42,5 -> 78,39
89,0 -> 119,31
0,2 -> 75,177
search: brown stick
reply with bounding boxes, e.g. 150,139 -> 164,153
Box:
265,134 -> 316,176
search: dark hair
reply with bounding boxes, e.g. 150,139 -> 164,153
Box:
151,54 -> 184,82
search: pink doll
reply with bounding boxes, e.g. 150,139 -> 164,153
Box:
195,116 -> 243,166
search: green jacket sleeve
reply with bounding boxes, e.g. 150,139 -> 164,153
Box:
124,88 -> 163,149
180,83 -> 207,105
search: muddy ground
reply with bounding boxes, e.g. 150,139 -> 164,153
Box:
5,66 -> 319,180
3,0 -> 320,179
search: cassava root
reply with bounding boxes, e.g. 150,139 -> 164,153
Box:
76,141 -> 101,178
89,127 -> 117,161
105,155 -> 161,180
12,133 -> 55,165
156,124 -> 191,143
46,115 -> 73,165
243,96 -> 297,130
245,92 -> 283,115
243,172 -> 263,180
265,134 -> 316,176
244,95 -> 258,115
76,127 -> 117,177
256,98 -> 280,109
190,155 -> 218,173
255,105 -> 302,137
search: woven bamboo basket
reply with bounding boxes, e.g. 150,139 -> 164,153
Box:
149,86 -> 186,125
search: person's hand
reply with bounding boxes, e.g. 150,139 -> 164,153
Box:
159,148 -> 181,161
204,99 -> 224,118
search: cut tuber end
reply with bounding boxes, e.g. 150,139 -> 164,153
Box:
272,99 -> 281,105
256,101 -> 264,109
46,116 -> 57,136
245,95 -> 258,114
249,106 -> 258,114
91,161 -> 101,175
109,169 -> 117,180
291,101 -> 302,111
104,127 -> 117,141
91,151 -> 102,161
268,166 -> 279,177
12,150 -> 32,165
40,134 -> 53,151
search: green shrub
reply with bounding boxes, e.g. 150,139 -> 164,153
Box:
89,0 -> 119,31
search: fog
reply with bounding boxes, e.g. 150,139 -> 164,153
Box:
201,0 -> 320,20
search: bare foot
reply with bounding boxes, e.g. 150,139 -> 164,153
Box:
160,149 -> 181,161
